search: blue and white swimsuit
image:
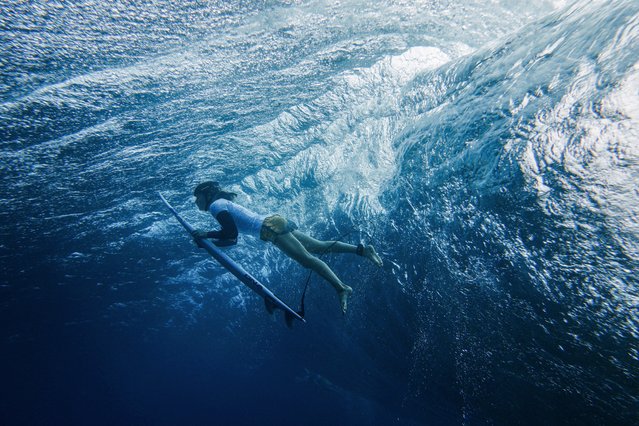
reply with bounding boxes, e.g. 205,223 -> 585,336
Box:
206,199 -> 297,244
209,199 -> 266,239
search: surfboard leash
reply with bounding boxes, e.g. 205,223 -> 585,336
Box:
297,229 -> 356,318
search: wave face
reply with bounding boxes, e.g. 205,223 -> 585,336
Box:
1,1 -> 637,425
382,1 -> 639,424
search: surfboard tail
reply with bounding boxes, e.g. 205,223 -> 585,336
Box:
266,297 -> 304,328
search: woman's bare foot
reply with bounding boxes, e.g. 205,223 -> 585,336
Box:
338,286 -> 353,314
364,245 -> 383,267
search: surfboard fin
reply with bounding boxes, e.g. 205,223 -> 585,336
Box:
264,297 -> 277,315
285,311 -> 295,328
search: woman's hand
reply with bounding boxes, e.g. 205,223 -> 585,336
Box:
190,229 -> 208,239
191,229 -> 208,248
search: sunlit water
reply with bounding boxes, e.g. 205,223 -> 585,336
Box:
1,1 -> 637,425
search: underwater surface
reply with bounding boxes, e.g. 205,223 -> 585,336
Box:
1,0 -> 638,424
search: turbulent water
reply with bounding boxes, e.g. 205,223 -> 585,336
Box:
1,1 -> 638,425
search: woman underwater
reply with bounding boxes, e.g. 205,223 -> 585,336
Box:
191,181 -> 383,314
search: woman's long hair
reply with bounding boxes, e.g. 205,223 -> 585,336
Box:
194,181 -> 237,204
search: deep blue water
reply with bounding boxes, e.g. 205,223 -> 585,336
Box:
1,1 -> 638,425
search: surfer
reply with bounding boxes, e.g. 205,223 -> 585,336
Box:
191,181 -> 383,314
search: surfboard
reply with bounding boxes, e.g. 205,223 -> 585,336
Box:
158,192 -> 305,327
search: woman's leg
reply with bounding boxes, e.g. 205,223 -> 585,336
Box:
291,231 -> 356,254
273,232 -> 352,313
292,230 -> 383,267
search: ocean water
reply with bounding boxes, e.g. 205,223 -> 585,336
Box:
1,0 -> 638,425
